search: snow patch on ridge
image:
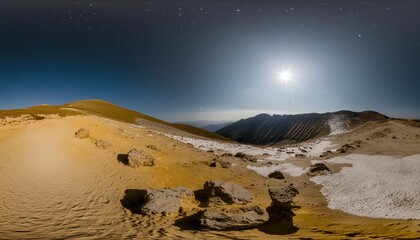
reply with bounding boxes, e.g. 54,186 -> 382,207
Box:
311,154 -> 420,219
328,115 -> 350,135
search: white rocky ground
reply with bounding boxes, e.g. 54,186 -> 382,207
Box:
247,164 -> 307,177
311,154 -> 420,219
165,134 -> 335,177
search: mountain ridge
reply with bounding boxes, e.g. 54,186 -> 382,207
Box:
217,110 -> 388,145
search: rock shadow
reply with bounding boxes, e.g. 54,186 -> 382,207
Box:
193,189 -> 210,207
257,218 -> 299,235
173,211 -> 203,230
120,189 -> 147,214
117,154 -> 129,165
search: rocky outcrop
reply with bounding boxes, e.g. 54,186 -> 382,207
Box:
267,186 -> 299,221
209,157 -> 232,168
202,180 -> 253,206
199,206 -> 269,230
268,171 -> 285,179
127,148 -> 155,167
234,152 -> 257,162
95,140 -> 111,150
337,140 -> 363,153
319,150 -> 333,158
75,128 -> 90,139
308,163 -> 332,175
141,187 -> 196,215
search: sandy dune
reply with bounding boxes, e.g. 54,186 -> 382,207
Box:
0,115 -> 419,239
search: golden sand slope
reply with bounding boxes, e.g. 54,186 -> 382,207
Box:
0,115 -> 419,239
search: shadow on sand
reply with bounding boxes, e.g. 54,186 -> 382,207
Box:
120,189 -> 147,214
117,154 -> 129,165
257,219 -> 299,235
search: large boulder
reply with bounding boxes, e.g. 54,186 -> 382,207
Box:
141,187 -> 196,215
75,128 -> 90,139
267,186 -> 299,221
127,148 -> 155,167
199,206 -> 269,230
203,180 -> 253,206
95,140 -> 111,150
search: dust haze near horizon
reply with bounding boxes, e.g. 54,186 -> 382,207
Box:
1,1 -> 420,122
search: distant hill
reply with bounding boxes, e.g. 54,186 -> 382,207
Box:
178,120 -> 233,129
0,99 -> 229,141
217,110 -> 387,145
202,122 -> 233,132
178,120 -> 234,132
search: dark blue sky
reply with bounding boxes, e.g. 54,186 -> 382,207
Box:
0,0 -> 419,121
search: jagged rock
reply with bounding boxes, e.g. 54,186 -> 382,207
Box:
267,186 -> 299,221
234,152 -> 246,158
319,150 -> 333,158
337,144 -> 355,153
220,161 -> 232,168
146,145 -> 161,151
95,140 -> 111,150
308,163 -> 332,175
75,128 -> 90,139
141,187 -> 196,214
210,157 -> 232,168
234,152 -> 257,162
209,161 -> 217,167
199,206 -> 269,230
268,171 -> 285,179
127,148 -> 155,167
203,180 -> 253,206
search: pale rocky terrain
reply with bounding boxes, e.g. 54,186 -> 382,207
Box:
0,111 -> 419,239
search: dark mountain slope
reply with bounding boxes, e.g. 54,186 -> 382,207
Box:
217,111 -> 387,145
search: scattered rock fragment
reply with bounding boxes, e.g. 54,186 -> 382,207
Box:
220,161 -> 232,168
146,144 -> 161,151
141,187 -> 196,214
209,161 -> 217,167
319,150 -> 333,158
295,153 -> 306,158
234,152 -> 246,158
127,148 -> 155,167
202,180 -> 253,206
308,163 -> 332,175
209,157 -> 232,168
199,206 -> 269,230
268,171 -> 285,179
234,152 -> 257,162
95,140 -> 111,150
75,128 -> 90,139
337,144 -> 354,153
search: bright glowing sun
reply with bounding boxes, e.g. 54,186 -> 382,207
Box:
277,69 -> 294,83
